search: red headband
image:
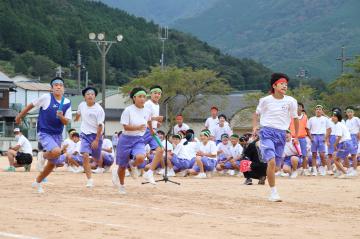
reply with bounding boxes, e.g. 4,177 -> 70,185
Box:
273,78 -> 288,87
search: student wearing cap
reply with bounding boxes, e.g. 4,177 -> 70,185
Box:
75,86 -> 105,188
344,106 -> 359,176
113,87 -> 154,194
173,115 -> 190,134
213,114 -> 233,145
5,128 -> 33,172
289,102 -> 311,176
331,110 -> 353,178
188,129 -> 217,179
306,105 -> 331,176
253,73 -> 298,202
142,85 -> 167,182
15,77 -> 71,193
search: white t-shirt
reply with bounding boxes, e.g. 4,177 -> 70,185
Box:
198,141 -> 217,160
102,138 -> 114,157
217,142 -> 232,158
16,135 -> 32,155
335,122 -> 351,143
77,102 -> 105,134
307,116 -> 330,135
32,94 -> 72,120
74,141 -> 81,154
283,140 -> 299,157
173,123 -> 190,134
62,138 -> 76,155
230,143 -> 243,159
144,100 -> 160,129
256,95 -> 298,130
162,140 -> 173,152
328,119 -> 337,136
121,104 -> 151,136
213,124 -> 233,141
182,141 -> 200,159
205,117 -> 230,136
345,117 -> 360,135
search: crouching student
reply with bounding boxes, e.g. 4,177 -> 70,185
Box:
188,129 -> 217,179
92,136 -> 114,174
115,87 -> 154,194
281,130 -> 302,179
215,133 -> 232,173
216,134 -> 243,175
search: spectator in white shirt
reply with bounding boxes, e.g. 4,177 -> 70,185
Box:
173,114 -> 190,134
5,128 -> 33,172
213,114 -> 233,145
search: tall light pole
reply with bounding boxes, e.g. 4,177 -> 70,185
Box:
89,32 -> 123,110
159,26 -> 169,130
336,45 -> 352,74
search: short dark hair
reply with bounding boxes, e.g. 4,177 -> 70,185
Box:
218,114 -> 227,120
270,73 -> 289,93
157,130 -> 165,136
71,132 -> 80,138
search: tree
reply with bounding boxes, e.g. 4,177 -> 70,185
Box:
122,66 -> 232,131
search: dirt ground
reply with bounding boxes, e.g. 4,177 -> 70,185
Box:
0,157 -> 359,239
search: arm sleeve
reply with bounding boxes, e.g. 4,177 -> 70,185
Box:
120,108 -> 130,126
64,105 -> 72,120
96,107 -> 105,126
32,94 -> 49,109
290,98 -> 298,118
76,102 -> 83,115
306,118 -> 311,129
255,98 -> 264,115
16,137 -> 25,147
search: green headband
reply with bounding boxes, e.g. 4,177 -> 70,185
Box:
346,109 -> 354,113
134,90 -> 147,97
200,131 -> 210,137
150,88 -> 162,94
231,134 -> 239,139
221,134 -> 229,139
173,134 -> 182,140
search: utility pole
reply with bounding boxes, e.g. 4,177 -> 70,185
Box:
336,45 -> 352,74
77,50 -> 81,93
55,66 -> 63,77
85,71 -> 89,88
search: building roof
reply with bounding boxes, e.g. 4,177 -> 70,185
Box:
0,108 -> 18,118
14,81 -> 51,91
0,71 -> 12,82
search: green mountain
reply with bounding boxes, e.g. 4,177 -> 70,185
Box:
172,0 -> 360,81
101,0 -> 219,25
0,0 -> 271,90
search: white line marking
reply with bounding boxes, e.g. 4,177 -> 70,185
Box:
0,231 -> 40,239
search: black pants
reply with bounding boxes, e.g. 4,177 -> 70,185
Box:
244,162 -> 267,179
16,152 -> 33,165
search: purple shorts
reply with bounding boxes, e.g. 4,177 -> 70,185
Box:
284,156 -> 302,168
102,152 -> 114,167
259,127 -> 286,166
350,134 -> 358,155
80,133 -> 103,160
192,157 -> 217,172
223,160 -> 240,169
327,135 -> 337,155
116,134 -> 146,168
38,132 -> 62,164
171,155 -> 195,171
336,140 -> 352,160
143,128 -> 160,150
217,154 -> 228,162
298,137 -> 307,158
311,134 -> 325,153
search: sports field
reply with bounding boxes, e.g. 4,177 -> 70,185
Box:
0,157 -> 359,239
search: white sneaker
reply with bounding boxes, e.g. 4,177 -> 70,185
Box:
290,171 -> 298,179
346,169 -> 357,177
119,185 -> 126,195
67,166 -> 77,173
228,170 -> 235,176
157,168 -> 165,175
32,181 -> 44,193
327,170 -> 334,176
280,172 -> 289,177
319,166 -> 326,176
303,169 -> 311,176
268,192 -> 282,202
337,173 -> 348,179
167,168 -> 176,177
129,165 -> 138,179
125,169 -> 130,177
194,172 -> 207,179
143,170 -> 157,185
112,167 -> 120,187
103,166 -> 110,173
86,178 -> 94,188
334,170 -> 341,178
76,166 -> 84,173
275,171 -> 281,176
92,167 -> 105,174
177,170 -> 188,177
312,168 -> 318,176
